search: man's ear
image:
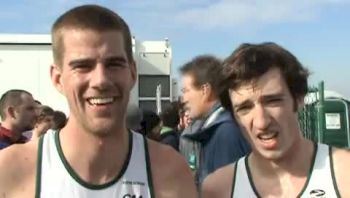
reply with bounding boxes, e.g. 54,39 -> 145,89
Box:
201,83 -> 212,100
8,106 -> 16,119
129,60 -> 137,88
50,64 -> 64,95
296,96 -> 305,112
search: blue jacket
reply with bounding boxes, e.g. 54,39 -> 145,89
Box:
183,104 -> 251,184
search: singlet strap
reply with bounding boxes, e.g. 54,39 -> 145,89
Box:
35,135 -> 44,198
329,146 -> 341,197
245,156 -> 262,198
144,137 -> 155,198
296,143 -> 318,197
230,162 -> 238,198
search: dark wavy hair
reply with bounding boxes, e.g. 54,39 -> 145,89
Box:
220,42 -> 310,112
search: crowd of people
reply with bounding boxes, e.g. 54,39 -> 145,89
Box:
0,90 -> 67,149
0,4 -> 349,198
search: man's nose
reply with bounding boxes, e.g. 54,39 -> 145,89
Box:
252,105 -> 271,130
90,64 -> 112,90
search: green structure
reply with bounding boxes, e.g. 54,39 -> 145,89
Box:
299,81 -> 350,148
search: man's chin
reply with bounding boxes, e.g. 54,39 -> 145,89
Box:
22,126 -> 35,133
86,123 -> 121,137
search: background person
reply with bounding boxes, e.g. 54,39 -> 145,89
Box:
0,89 -> 37,149
51,110 -> 67,131
180,55 -> 251,186
30,105 -> 55,140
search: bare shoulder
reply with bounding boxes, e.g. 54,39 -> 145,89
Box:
202,163 -> 235,198
331,147 -> 350,197
147,139 -> 198,198
0,141 -> 38,196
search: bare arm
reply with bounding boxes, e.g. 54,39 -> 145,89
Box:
201,164 -> 235,198
0,146 -> 22,197
0,143 -> 37,197
170,153 -> 198,198
332,147 -> 350,197
148,140 -> 198,198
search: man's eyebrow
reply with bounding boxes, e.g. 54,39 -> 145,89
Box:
261,93 -> 285,100
233,100 -> 251,109
105,56 -> 127,62
68,58 -> 94,67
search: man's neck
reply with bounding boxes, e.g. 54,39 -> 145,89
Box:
250,138 -> 314,178
1,122 -> 21,140
59,121 -> 130,185
248,138 -> 315,196
199,100 -> 220,120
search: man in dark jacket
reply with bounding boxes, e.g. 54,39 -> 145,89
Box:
180,55 -> 251,185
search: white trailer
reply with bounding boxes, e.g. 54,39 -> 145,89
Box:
0,34 -> 176,115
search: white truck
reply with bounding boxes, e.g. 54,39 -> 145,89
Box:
0,34 -> 177,115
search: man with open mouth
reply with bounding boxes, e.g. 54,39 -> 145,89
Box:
202,42 -> 350,197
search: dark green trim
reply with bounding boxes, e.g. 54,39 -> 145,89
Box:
230,162 -> 238,198
296,143 -> 318,197
329,146 -> 341,197
35,135 -> 44,198
54,131 -> 133,190
144,137 -> 155,198
245,155 -> 262,198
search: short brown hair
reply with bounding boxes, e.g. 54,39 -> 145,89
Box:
51,4 -> 133,66
180,55 -> 223,97
220,42 -> 310,111
0,89 -> 32,120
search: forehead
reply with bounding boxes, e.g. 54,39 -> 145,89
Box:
230,68 -> 289,103
19,94 -> 35,107
181,74 -> 195,87
20,93 -> 34,103
61,29 -> 127,61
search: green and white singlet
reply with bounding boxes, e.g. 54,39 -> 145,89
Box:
231,143 -> 341,198
35,130 -> 155,198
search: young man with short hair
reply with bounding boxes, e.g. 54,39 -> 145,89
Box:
0,5 -> 197,198
202,42 -> 350,197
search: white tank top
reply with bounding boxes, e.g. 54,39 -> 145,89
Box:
35,130 -> 155,198
232,143 -> 341,198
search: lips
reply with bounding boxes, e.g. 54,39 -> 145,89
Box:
87,97 -> 115,105
257,131 -> 278,141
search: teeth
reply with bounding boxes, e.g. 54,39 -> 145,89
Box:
258,132 -> 278,140
88,97 -> 114,105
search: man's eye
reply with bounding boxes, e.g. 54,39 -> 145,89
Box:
267,98 -> 282,105
108,62 -> 126,68
270,98 -> 281,102
73,64 -> 90,70
235,105 -> 250,114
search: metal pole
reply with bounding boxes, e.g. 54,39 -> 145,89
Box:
317,81 -> 325,143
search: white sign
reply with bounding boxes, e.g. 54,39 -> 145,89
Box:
156,84 -> 162,114
325,113 -> 341,130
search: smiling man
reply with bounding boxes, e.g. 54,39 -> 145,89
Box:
202,42 -> 350,197
0,5 -> 197,198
